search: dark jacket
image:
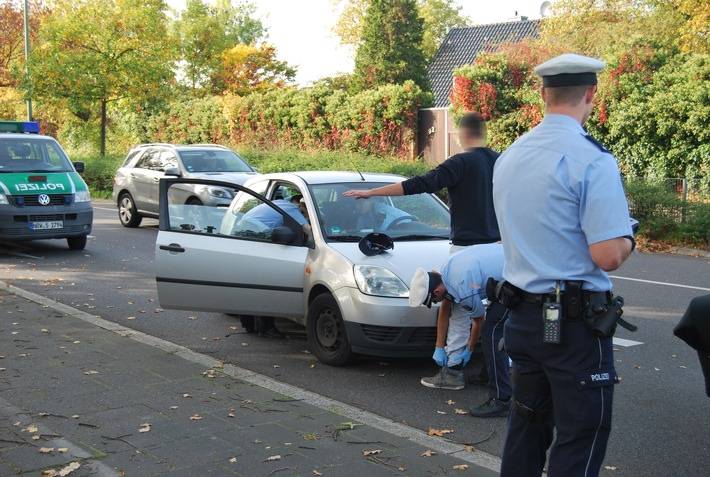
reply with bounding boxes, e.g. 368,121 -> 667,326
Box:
401,147 -> 500,246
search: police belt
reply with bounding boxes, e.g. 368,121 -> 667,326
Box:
520,290 -> 611,308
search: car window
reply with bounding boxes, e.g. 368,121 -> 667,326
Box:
310,182 -> 450,241
134,150 -> 157,170
271,182 -> 309,224
178,149 -> 252,173
159,151 -> 178,171
164,181 -> 299,245
122,149 -> 142,167
0,138 -> 73,173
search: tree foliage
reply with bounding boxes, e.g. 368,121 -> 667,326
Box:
334,0 -> 468,60
213,44 -> 296,96
0,0 -> 46,88
175,0 -> 265,90
25,0 -> 176,155
353,0 -> 429,91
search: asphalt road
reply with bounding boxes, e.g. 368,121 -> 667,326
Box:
1,201 -> 709,476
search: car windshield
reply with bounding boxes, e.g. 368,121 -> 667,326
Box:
0,137 -> 73,173
178,150 -> 252,173
310,182 -> 451,241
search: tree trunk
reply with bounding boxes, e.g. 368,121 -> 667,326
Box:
100,99 -> 107,157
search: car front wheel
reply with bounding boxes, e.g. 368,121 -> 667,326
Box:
118,193 -> 142,227
67,235 -> 87,250
307,293 -> 353,366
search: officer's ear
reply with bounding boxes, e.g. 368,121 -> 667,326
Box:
584,85 -> 597,105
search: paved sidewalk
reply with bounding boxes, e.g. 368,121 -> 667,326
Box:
0,289 -> 497,477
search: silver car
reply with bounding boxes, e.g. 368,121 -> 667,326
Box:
155,172 -> 453,366
112,143 -> 258,227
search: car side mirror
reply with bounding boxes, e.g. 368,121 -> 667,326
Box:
164,167 -> 181,177
73,161 -> 85,173
272,225 -> 296,245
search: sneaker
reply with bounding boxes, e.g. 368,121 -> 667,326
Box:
469,398 -> 510,418
420,367 -> 465,390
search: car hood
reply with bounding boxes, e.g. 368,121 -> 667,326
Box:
327,240 -> 451,284
186,171 -> 259,185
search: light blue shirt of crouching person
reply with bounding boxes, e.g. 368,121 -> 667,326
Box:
243,199 -> 307,229
492,114 -> 632,293
440,242 -> 505,317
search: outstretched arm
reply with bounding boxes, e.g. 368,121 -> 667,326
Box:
343,182 -> 404,199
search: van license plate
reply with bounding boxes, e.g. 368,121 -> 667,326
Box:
30,221 -> 63,230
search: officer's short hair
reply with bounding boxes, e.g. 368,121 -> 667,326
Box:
544,85 -> 592,106
459,112 -> 486,138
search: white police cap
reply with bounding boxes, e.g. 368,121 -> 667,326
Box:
534,53 -> 605,87
409,267 -> 443,308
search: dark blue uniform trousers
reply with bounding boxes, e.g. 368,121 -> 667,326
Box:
482,302 -> 512,400
501,302 -> 618,477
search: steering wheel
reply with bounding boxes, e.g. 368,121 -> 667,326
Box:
385,215 -> 418,230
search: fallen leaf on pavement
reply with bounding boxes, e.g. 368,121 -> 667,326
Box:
39,447 -> 54,453
309,364 -> 316,368
265,455 -> 282,462
190,414 -> 203,421
427,428 -> 454,437
229,457 -> 237,463
41,471 -> 57,477
32,435 -> 41,440
72,341 -> 80,344
454,409 -> 468,415
83,370 -> 99,375
182,393 -> 192,398
436,410 -> 447,414
453,464 -> 469,471
463,445 -> 475,453
57,448 -> 69,453
58,462 -> 81,476
313,471 -> 323,476
41,329 -> 49,333
227,410 -> 236,418
23,424 -> 38,434
126,317 -> 136,320
446,400 -> 455,405
362,449 -> 382,456
605,466 -> 618,471
138,423 -> 151,433
420,450 -> 437,457
71,415 -> 79,419
169,406 -> 178,410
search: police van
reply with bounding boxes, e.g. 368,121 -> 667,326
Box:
0,121 -> 92,250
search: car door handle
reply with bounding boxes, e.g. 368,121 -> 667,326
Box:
130,173 -> 137,178
153,176 -> 160,182
159,243 -> 185,253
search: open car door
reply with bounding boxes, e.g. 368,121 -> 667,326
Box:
155,178 -> 308,318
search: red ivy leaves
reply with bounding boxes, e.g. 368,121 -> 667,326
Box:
450,77 -> 497,120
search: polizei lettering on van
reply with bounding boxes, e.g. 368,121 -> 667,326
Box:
14,183 -> 66,192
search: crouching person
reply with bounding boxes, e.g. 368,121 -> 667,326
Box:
409,243 -> 511,416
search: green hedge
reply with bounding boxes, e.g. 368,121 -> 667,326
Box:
143,81 -> 431,159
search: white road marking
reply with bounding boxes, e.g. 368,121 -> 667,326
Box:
610,275 -> 710,292
612,337 -> 644,347
0,280 -> 502,474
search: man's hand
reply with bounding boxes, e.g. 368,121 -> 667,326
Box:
433,347 -> 448,367
343,189 -> 371,199
461,348 -> 473,366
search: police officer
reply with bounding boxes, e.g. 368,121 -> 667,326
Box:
344,112 -> 500,252
492,54 -> 634,477
408,243 -> 511,416
674,294 -> 710,398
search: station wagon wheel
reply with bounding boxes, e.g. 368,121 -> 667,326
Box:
307,293 -> 353,366
118,192 -> 142,227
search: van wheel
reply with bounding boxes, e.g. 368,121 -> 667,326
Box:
307,293 -> 353,366
67,235 -> 87,250
118,193 -> 142,227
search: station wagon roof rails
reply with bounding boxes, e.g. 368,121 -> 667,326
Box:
182,144 -> 229,149
135,143 -> 174,148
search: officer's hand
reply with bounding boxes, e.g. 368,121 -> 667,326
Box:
461,348 -> 473,366
432,347 -> 448,367
343,189 -> 370,199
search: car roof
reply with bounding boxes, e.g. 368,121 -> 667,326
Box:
132,143 -> 231,152
0,133 -> 57,141
255,171 -> 405,185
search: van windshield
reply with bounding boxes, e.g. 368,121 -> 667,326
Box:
0,138 -> 73,173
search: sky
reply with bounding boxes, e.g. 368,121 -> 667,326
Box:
168,0 -> 546,85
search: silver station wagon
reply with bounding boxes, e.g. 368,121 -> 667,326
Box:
155,172 -> 452,365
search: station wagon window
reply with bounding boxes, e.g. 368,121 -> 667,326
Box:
135,150 -> 159,170
159,151 -> 178,171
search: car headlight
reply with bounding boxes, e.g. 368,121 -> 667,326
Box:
74,191 -> 91,203
353,265 -> 409,298
207,186 -> 233,199
0,193 -> 8,205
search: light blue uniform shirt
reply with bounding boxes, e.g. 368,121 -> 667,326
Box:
492,114 -> 632,293
243,199 -> 307,228
440,243 -> 505,318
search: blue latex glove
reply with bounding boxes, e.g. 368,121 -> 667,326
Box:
461,348 -> 473,366
432,347 -> 448,367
